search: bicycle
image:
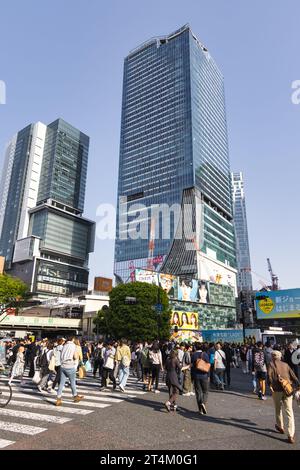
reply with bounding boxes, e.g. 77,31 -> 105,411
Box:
0,363 -> 12,407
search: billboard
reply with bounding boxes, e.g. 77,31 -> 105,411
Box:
256,288 -> 300,319
170,330 -> 202,343
177,277 -> 209,303
171,310 -> 199,330
202,329 -> 244,343
94,277 -> 113,293
158,273 -> 177,299
198,253 -> 237,296
135,269 -> 159,285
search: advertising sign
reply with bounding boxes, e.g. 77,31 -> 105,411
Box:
158,273 -> 177,299
256,288 -> 300,319
202,329 -> 244,343
94,276 -> 113,293
171,310 -> 199,330
198,253 -> 237,296
177,277 -> 209,303
135,269 -> 159,285
170,330 -> 202,343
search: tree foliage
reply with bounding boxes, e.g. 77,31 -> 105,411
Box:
0,274 -> 29,313
93,282 -> 171,342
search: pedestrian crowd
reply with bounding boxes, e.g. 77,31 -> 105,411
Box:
2,336 -> 300,444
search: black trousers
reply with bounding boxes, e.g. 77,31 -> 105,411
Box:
101,368 -> 116,388
151,364 -> 161,390
194,377 -> 208,410
52,366 -> 61,388
225,367 -> 231,386
93,359 -> 103,377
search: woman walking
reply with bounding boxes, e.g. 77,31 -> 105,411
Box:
268,350 -> 300,444
38,341 -> 54,392
164,350 -> 182,412
149,341 -> 163,393
9,344 -> 25,385
191,342 -> 210,415
100,342 -> 117,391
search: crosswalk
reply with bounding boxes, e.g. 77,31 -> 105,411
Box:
0,372 -> 148,449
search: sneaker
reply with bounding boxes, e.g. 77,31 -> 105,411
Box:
164,401 -> 171,412
37,386 -> 43,392
190,392 -> 195,396
288,435 -> 295,444
73,395 -> 84,403
275,424 -> 285,434
261,395 -> 267,401
119,385 -> 125,392
183,392 -> 191,396
47,388 -> 56,395
55,398 -> 62,406
154,390 -> 160,394
201,403 -> 207,415
172,404 -> 178,412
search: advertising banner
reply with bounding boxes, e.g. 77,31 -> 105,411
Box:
256,288 -> 300,319
158,273 -> 177,299
170,330 -> 202,343
202,329 -> 244,343
171,310 -> 199,330
198,253 -> 237,296
177,277 -> 209,303
134,269 -> 159,285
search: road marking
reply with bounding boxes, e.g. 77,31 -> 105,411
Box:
0,420 -> 47,435
0,408 -> 72,424
8,400 -> 94,415
17,384 -> 137,399
0,438 -> 15,449
12,388 -> 123,403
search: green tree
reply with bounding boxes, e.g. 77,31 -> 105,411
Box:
0,274 -> 29,315
93,282 -> 171,342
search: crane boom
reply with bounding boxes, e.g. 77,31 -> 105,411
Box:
267,258 -> 279,290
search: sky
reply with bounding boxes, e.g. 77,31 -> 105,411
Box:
0,0 -> 299,290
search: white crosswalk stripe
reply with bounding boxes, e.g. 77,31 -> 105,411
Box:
0,373 -> 146,450
0,439 -> 16,449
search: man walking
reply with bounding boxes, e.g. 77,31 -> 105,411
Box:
116,339 -> 131,392
214,342 -> 226,390
56,336 -> 84,406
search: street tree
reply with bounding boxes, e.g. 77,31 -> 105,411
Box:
93,282 -> 171,342
0,274 -> 29,314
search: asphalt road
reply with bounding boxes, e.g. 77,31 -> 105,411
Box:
1,368 -> 300,450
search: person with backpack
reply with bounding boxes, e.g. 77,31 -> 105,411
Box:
268,349 -> 300,444
214,342 -> 226,390
37,340 -> 55,393
252,341 -> 268,400
116,338 -> 131,392
191,342 -> 210,414
93,341 -> 104,378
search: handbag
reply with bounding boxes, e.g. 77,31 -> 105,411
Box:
274,363 -> 294,397
195,353 -> 211,373
32,370 -> 41,384
78,365 -> 86,379
84,360 -> 92,372
48,354 -> 56,372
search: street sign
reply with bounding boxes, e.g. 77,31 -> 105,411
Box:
155,303 -> 163,312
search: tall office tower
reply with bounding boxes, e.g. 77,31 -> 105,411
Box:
0,118 -> 95,298
114,25 -> 237,294
231,172 -> 253,293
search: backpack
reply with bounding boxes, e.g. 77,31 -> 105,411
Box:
253,350 -> 265,372
40,351 -> 49,370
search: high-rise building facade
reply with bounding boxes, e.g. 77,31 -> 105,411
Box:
231,172 -> 253,292
114,25 -> 237,294
0,118 -> 95,297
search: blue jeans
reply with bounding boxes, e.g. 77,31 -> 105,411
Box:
119,365 -> 129,389
57,367 -> 77,398
214,368 -> 225,387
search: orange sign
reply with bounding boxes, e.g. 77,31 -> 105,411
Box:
94,277 -> 113,293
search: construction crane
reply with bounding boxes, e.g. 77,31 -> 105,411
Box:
267,258 -> 279,291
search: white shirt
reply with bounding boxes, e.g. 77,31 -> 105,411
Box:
214,349 -> 226,369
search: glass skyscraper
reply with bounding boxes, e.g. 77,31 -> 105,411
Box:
0,118 -> 95,297
231,172 -> 253,292
114,25 -> 237,288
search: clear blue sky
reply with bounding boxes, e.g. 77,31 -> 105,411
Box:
0,0 -> 299,290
